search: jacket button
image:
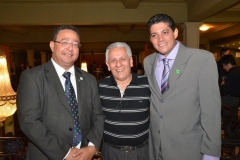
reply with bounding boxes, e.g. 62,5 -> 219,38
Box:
160,115 -> 163,119
69,128 -> 72,131
160,99 -> 164,103
158,130 -> 160,134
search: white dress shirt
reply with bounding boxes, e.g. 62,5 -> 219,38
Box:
51,59 -> 95,159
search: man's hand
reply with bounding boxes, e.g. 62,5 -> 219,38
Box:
65,148 -> 81,160
221,81 -> 225,85
72,146 -> 96,160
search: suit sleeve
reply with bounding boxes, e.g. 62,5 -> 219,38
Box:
17,71 -> 70,160
84,74 -> 105,149
143,57 -> 150,76
199,53 -> 221,157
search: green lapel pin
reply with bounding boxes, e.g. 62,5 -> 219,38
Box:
176,70 -> 180,74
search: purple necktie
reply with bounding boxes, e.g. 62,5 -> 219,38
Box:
63,72 -> 82,147
161,58 -> 170,93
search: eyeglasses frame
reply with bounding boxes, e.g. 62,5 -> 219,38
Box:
53,40 -> 81,48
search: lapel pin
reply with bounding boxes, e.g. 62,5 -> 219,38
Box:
176,70 -> 180,74
80,77 -> 83,80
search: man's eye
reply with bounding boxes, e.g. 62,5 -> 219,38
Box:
111,60 -> 116,63
61,41 -> 68,45
73,43 -> 79,47
151,34 -> 156,38
163,31 -> 169,34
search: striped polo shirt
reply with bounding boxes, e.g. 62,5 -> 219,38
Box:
98,73 -> 151,146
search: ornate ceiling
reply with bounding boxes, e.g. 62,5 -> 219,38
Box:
0,0 -> 240,54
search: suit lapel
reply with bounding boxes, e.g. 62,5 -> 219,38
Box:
75,68 -> 84,117
44,60 -> 71,114
168,43 -> 188,89
149,53 -> 162,96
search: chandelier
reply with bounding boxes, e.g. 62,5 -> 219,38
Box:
0,48 -> 17,123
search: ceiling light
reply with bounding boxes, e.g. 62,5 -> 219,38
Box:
81,62 -> 88,72
199,26 -> 209,31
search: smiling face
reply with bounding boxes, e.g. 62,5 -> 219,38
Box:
50,29 -> 80,70
106,47 -> 133,84
149,22 -> 178,57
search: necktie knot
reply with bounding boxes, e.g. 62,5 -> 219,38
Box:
63,72 -> 71,80
163,58 -> 169,66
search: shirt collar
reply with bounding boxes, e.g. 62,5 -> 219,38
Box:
51,58 -> 75,78
157,40 -> 180,63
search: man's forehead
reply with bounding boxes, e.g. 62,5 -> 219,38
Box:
60,38 -> 79,42
109,51 -> 129,58
150,25 -> 172,34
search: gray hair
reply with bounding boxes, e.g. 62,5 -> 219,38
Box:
105,42 -> 132,61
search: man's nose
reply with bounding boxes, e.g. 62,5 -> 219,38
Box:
158,33 -> 165,41
67,43 -> 74,50
116,60 -> 122,66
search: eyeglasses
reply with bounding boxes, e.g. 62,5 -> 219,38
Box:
54,40 -> 81,48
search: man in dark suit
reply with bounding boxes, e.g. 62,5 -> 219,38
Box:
143,14 -> 221,160
17,25 -> 104,160
220,54 -> 240,139
216,48 -> 230,95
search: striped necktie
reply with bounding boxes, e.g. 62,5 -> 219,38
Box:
63,72 -> 82,147
161,58 -> 170,93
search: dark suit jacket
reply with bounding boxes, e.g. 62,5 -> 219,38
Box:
217,59 -> 226,95
17,60 -> 105,160
144,43 -> 221,160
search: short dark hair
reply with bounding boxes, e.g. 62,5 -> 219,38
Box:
220,54 -> 236,66
52,25 -> 80,41
219,48 -> 229,57
147,14 -> 176,34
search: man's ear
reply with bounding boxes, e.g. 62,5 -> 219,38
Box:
49,41 -> 54,52
106,61 -> 111,71
130,57 -> 133,67
174,28 -> 178,39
